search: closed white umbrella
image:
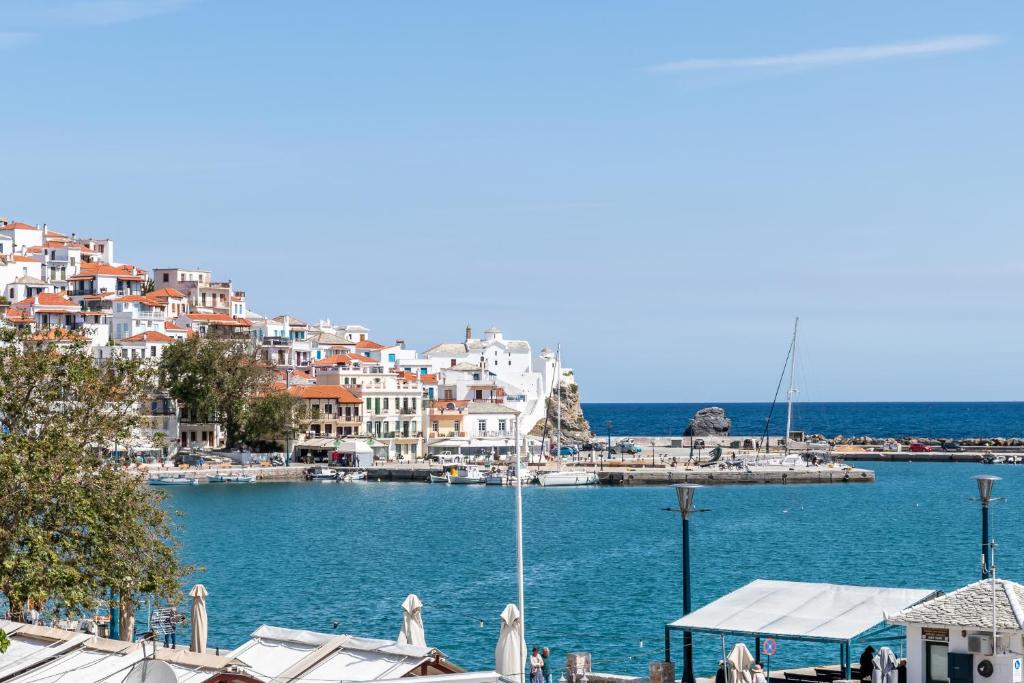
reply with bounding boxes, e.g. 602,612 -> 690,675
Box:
495,604 -> 526,682
397,594 -> 426,647
189,584 -> 208,653
727,642 -> 753,683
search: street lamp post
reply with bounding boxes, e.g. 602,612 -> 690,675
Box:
973,475 -> 1000,579
673,483 -> 701,683
606,420 -> 612,470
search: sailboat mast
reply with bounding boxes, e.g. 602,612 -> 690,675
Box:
556,344 -> 561,459
514,417 -> 525,658
784,318 -> 799,454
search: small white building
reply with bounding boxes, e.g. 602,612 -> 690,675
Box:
890,579 -> 1024,683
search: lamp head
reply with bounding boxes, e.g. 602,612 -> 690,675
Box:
973,474 -> 1001,504
674,483 -> 702,518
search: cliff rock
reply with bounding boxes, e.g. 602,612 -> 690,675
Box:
684,407 -> 732,437
530,382 -> 593,442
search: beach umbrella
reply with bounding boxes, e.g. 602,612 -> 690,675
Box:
495,604 -> 526,682
189,584 -> 208,653
872,647 -> 899,683
397,594 -> 426,647
727,642 -> 753,683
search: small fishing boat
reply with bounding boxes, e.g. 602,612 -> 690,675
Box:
428,472 -> 448,484
446,464 -> 486,484
537,470 -> 599,487
305,466 -> 338,481
485,468 -> 505,486
341,470 -> 367,482
149,475 -> 198,486
208,472 -> 256,483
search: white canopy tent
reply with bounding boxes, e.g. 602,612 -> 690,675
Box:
666,580 -> 936,677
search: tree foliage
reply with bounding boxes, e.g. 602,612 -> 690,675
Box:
0,327 -> 189,621
159,334 -> 298,449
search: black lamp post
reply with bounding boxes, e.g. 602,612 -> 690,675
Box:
606,420 -> 612,470
973,474 -> 1000,579
674,483 -> 701,683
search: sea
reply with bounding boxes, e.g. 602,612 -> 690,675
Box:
163,458 -> 1024,677
582,402 -> 1024,439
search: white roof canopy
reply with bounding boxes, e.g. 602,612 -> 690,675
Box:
669,579 -> 936,642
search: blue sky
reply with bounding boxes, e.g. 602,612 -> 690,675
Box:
2,1 -> 1023,402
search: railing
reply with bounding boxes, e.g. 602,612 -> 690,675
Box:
399,408 -> 418,415
429,431 -> 467,438
478,430 -> 512,438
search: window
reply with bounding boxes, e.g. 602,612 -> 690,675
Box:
454,421 -> 460,432
498,419 -> 506,432
163,273 -> 169,282
325,424 -> 333,435
325,403 -> 333,415
383,398 -> 389,410
477,420 -> 487,432
432,421 -> 439,432
388,353 -> 396,362
926,643 -> 948,683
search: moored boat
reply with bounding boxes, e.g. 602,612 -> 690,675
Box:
208,472 -> 256,483
149,474 -> 198,486
537,470 -> 599,487
446,464 -> 485,484
428,472 -> 448,484
305,466 -> 338,481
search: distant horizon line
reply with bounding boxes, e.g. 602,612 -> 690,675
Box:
581,400 -> 1024,405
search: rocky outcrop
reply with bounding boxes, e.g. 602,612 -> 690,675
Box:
530,382 -> 593,442
684,407 -> 732,437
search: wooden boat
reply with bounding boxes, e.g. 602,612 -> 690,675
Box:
149,475 -> 198,486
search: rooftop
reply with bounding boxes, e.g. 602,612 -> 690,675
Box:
888,579 -> 1024,631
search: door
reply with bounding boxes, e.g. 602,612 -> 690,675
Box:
926,643 -> 948,683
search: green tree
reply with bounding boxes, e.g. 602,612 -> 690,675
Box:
160,335 -> 298,449
0,327 -> 189,623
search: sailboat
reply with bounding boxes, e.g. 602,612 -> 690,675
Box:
758,318 -> 805,468
537,345 -> 598,487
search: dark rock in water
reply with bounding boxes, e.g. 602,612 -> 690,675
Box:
684,407 -> 732,437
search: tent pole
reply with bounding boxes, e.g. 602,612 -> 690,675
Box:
664,626 -> 672,663
755,636 -> 761,665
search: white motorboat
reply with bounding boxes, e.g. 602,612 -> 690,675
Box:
149,475 -> 198,486
537,470 -> 599,487
428,472 -> 449,484
446,464 -> 486,485
207,471 -> 256,483
342,470 -> 367,482
507,463 -> 535,485
485,469 -> 505,486
305,466 -> 338,481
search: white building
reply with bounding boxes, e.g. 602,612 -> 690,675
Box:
424,326 -> 564,433
111,295 -> 166,341
890,579 -> 1024,683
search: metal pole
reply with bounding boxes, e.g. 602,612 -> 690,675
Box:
682,514 -> 694,683
982,501 -> 991,579
664,626 -> 672,663
784,317 -> 798,455
515,417 -> 526,677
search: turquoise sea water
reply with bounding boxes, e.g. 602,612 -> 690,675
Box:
164,462 -> 1024,676
582,402 -> 1024,439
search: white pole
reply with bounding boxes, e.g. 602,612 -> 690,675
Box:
515,416 -> 526,673
556,344 -> 561,462
784,318 -> 799,455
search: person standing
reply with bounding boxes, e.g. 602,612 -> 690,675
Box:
530,647 -> 545,683
752,664 -> 767,683
714,661 -> 726,683
542,647 -> 552,683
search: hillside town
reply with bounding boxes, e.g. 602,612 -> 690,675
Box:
0,217 -> 575,462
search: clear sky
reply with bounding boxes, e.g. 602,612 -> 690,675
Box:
2,1 -> 1023,403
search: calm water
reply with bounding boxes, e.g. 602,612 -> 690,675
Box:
166,462 -> 1024,676
582,402 -> 1024,439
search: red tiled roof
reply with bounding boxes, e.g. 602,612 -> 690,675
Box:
68,263 -> 145,281
15,293 -> 79,310
355,339 -> 387,350
187,313 -> 252,327
288,385 -> 362,402
311,353 -> 379,367
121,331 -> 175,343
12,255 -> 41,263
117,294 -> 164,306
1,222 -> 39,231
150,287 -> 186,299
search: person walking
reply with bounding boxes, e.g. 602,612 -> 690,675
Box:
542,647 -> 552,683
530,647 -> 545,683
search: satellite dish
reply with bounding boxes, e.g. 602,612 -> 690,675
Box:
124,660 -> 177,683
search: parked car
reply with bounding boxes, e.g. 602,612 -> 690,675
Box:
940,441 -> 963,452
549,445 -> 579,456
909,443 -> 934,453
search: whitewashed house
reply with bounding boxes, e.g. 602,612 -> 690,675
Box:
111,295 -> 166,340
889,579 -> 1024,683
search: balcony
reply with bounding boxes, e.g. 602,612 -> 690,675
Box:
429,432 -> 467,438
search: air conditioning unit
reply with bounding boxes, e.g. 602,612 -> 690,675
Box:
966,634 -> 1006,655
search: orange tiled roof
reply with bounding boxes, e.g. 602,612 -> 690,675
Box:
288,385 -> 362,402
150,287 -> 186,299
355,339 -> 386,350
1,222 -> 39,231
421,373 -> 438,384
117,294 -> 164,306
121,331 -> 175,343
12,255 -> 41,263
68,263 -> 145,281
311,353 -> 379,367
15,293 -> 79,310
